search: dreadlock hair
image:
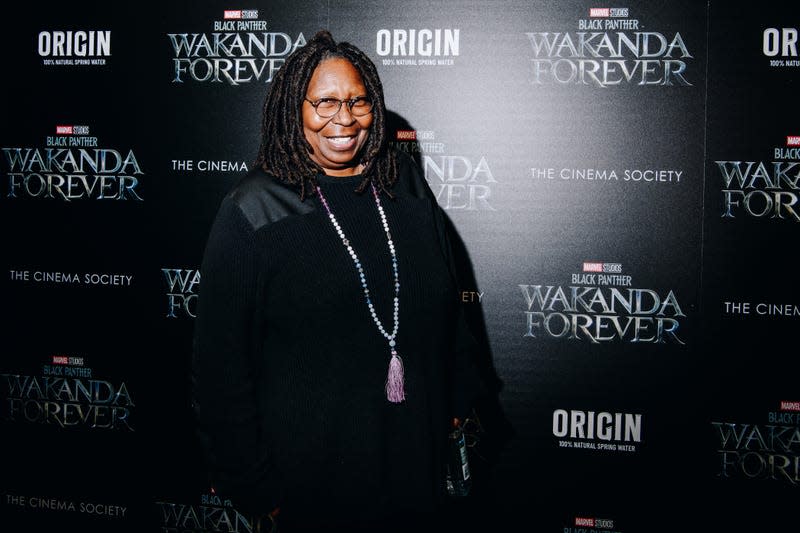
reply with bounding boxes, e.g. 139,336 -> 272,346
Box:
255,29 -> 398,200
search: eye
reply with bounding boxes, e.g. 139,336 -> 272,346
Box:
349,97 -> 374,116
315,98 -> 340,112
350,97 -> 371,110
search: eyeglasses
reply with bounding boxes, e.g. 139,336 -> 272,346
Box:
304,96 -> 374,118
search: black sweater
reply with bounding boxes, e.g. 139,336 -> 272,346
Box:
192,154 -> 478,531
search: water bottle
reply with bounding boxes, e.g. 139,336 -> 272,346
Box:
446,423 -> 471,497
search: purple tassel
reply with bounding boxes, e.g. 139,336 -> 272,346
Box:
385,350 -> 406,403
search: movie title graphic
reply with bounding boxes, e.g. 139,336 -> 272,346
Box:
5,493 -> 127,518
525,7 -> 693,87
1,356 -> 134,430
391,129 -> 497,210
553,408 -> 642,453
163,268 -> 200,318
376,28 -> 459,67
167,10 -> 306,85
763,27 -> 800,68
38,30 -> 110,66
713,402 -> 800,485
716,137 -> 800,222
520,261 -> 685,343
3,124 -> 144,201
156,491 -> 252,533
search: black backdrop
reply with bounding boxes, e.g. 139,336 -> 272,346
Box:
2,1 -> 798,532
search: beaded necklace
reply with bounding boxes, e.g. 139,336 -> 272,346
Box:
315,182 -> 405,403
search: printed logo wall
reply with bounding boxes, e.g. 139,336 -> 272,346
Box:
1,1 -> 798,532
1,3 -> 168,532
146,4 -> 340,532
702,3 -> 800,529
328,2 -> 710,530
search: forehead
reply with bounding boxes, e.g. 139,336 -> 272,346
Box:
307,57 -> 366,93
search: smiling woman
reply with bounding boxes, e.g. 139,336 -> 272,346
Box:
192,29 -> 482,533
301,58 -> 374,175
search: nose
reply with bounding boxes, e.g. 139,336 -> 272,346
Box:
332,103 -> 357,125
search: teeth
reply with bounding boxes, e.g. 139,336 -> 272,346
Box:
328,136 -> 354,145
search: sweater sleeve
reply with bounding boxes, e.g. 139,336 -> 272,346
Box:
191,198 -> 283,518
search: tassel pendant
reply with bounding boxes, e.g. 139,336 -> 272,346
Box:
317,185 -> 407,404
385,350 -> 406,403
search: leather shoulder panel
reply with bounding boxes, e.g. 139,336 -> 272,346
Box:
226,168 -> 314,230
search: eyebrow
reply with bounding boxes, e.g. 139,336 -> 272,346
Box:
307,93 -> 369,99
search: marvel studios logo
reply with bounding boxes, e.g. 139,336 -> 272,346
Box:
780,401 -> 800,411
589,7 -> 629,17
575,517 -> 614,529
55,125 -> 90,135
787,136 -> 800,146
582,262 -> 622,273
52,355 -> 85,366
394,129 -> 435,141
223,9 -> 258,19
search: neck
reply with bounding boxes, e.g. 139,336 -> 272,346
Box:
322,162 -> 364,177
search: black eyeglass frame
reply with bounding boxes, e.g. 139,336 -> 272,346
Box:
304,96 -> 374,118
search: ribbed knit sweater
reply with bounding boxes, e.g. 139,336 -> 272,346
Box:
191,154 -> 478,532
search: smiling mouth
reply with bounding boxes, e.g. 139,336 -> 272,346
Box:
326,135 -> 357,148
327,135 -> 355,144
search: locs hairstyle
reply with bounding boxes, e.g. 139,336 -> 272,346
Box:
255,29 -> 398,199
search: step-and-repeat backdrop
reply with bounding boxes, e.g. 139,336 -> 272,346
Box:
2,1 -> 797,532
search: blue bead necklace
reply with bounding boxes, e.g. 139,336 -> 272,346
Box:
316,182 -> 405,403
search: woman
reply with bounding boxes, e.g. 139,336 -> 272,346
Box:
192,30 -> 480,532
